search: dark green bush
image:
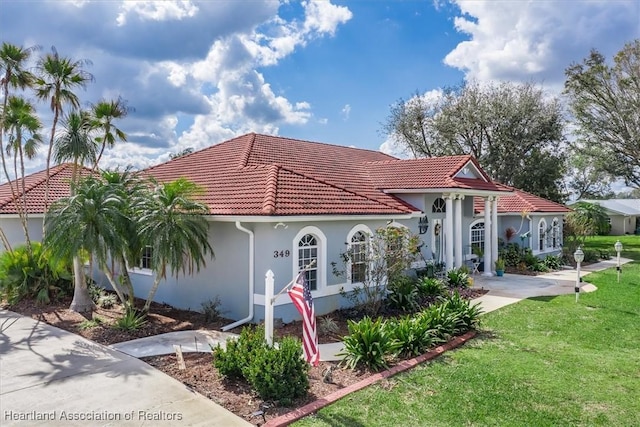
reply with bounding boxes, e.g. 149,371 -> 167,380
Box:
213,325 -> 310,404
416,277 -> 445,297
542,254 -> 563,270
390,315 -> 433,358
446,268 -> 469,288
387,275 -> 419,311
439,291 -> 483,332
212,325 -> 265,379
244,336 -> 309,405
583,249 -> 600,263
0,242 -> 72,305
341,316 -> 400,371
201,296 -> 223,323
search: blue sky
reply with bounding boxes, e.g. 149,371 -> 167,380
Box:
1,0 -> 639,173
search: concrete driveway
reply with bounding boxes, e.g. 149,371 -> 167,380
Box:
0,309 -> 252,427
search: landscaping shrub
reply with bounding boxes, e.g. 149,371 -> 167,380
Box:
212,325 -> 265,379
583,249 -> 600,263
416,277 -> 445,297
387,275 -> 419,312
318,316 -> 340,337
542,254 -> 563,270
341,316 -> 400,371
244,336 -> 309,405
213,325 -> 310,404
88,283 -> 117,308
201,296 -> 223,323
439,291 -> 483,332
0,242 -> 72,305
114,308 -> 147,331
446,268 -> 470,288
390,315 -> 433,358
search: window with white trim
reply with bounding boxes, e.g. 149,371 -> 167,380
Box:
470,221 -> 485,255
538,219 -> 547,251
349,231 -> 369,283
298,234 -> 318,291
551,218 -> 560,249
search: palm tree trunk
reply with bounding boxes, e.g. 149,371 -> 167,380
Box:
143,274 -> 162,312
42,107 -> 60,237
17,144 -> 32,252
101,262 -> 129,309
69,256 -> 95,313
117,255 -> 136,306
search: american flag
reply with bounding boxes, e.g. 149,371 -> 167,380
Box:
287,272 -> 320,366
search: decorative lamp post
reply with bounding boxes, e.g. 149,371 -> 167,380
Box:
615,240 -> 623,283
574,246 -> 584,302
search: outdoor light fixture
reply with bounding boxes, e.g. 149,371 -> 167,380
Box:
615,240 -> 623,283
574,246 -> 584,302
418,215 -> 429,235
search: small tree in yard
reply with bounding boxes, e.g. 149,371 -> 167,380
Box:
333,226 -> 420,316
563,202 -> 610,257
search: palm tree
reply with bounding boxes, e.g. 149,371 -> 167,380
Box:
91,97 -> 130,170
0,42 -> 39,251
45,176 -> 129,312
137,178 -> 214,311
50,109 -> 99,312
2,96 -> 43,250
54,109 -> 98,184
34,47 -> 93,225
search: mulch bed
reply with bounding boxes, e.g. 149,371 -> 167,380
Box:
3,287 -> 487,425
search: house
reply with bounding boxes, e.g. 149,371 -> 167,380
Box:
0,133 -> 569,326
569,199 -> 640,235
474,186 -> 571,259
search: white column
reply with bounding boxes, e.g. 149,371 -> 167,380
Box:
492,196 -> 499,271
264,270 -> 274,346
454,194 -> 464,268
483,197 -> 493,276
445,195 -> 454,271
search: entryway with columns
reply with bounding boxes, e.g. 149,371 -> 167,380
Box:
441,193 -> 500,275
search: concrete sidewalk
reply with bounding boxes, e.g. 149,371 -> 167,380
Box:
0,309 -> 252,427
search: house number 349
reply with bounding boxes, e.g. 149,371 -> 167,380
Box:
273,250 -> 290,258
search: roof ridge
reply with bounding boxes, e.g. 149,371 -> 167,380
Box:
239,133 -> 257,169
278,164 -> 414,213
262,163 -> 279,214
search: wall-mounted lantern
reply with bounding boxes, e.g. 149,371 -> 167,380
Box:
418,215 -> 429,235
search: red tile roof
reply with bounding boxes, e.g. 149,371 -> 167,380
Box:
474,185 -> 571,214
144,133 -> 510,216
0,164 -> 92,214
0,133 -> 525,217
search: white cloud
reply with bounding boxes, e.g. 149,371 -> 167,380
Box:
444,0 -> 639,87
303,0 -> 353,36
341,104 -> 351,120
117,0 -> 199,26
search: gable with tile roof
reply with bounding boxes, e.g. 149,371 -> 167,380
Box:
0,133 -> 569,325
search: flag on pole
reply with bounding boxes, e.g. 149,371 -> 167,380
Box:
287,272 -> 320,366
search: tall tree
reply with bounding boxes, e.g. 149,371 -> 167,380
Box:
564,39 -> 640,187
137,178 -> 214,311
566,150 -> 615,200
51,109 -> 99,312
34,47 -> 93,226
91,97 -> 130,170
383,81 -> 567,202
0,42 -> 39,251
2,96 -> 43,252
45,176 -> 127,312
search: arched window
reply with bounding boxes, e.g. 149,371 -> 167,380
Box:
551,218 -> 560,249
349,231 -> 369,283
297,234 -> 318,290
470,221 -> 485,256
538,219 -> 547,252
293,226 -> 327,292
432,197 -> 446,213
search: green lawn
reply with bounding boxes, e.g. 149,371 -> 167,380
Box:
295,235 -> 640,427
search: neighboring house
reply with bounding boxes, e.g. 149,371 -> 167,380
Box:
569,199 -> 640,235
0,134 -> 568,326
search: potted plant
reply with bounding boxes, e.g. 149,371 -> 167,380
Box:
494,257 -> 505,277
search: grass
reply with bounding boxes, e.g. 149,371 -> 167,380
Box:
294,235 -> 640,427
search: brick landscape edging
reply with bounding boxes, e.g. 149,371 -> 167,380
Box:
264,330 -> 477,427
